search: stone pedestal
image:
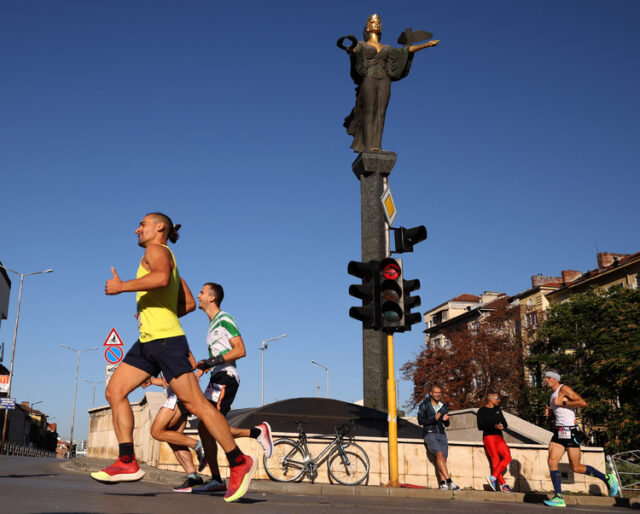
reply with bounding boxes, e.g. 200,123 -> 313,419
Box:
352,151 -> 397,411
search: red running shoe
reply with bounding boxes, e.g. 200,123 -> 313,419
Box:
224,455 -> 256,503
90,456 -> 145,483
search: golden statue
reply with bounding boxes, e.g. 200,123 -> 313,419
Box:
338,14 -> 439,153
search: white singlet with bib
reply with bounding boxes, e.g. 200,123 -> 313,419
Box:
550,384 -> 576,426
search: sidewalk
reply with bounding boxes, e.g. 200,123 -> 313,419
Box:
68,457 -> 638,509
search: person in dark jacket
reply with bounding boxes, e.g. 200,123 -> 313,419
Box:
477,390 -> 512,492
417,385 -> 460,490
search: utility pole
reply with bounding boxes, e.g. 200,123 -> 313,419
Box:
61,345 -> 98,456
352,151 -> 397,411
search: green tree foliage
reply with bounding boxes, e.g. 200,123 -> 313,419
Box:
526,287 -> 640,452
402,303 -> 525,413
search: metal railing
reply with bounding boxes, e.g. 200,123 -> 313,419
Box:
607,451 -> 640,498
0,441 -> 58,459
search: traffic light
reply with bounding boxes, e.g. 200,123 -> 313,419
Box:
347,260 -> 380,330
379,258 -> 404,330
394,225 -> 427,253
402,278 -> 422,331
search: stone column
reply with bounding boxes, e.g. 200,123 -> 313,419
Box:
352,151 -> 397,411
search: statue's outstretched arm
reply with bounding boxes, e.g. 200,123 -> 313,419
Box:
409,39 -> 440,53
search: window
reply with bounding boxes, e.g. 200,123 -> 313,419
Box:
525,312 -> 538,329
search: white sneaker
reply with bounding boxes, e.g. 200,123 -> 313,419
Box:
448,480 -> 460,491
256,421 -> 273,458
439,482 -> 449,490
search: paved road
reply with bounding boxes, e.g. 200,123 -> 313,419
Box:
0,456 -> 627,513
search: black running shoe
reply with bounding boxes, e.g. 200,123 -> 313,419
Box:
172,475 -> 204,493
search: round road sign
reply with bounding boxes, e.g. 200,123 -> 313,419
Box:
104,346 -> 124,364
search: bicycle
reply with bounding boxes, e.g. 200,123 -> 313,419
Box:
263,420 -> 370,486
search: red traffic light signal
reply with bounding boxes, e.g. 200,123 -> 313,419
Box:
379,258 -> 404,329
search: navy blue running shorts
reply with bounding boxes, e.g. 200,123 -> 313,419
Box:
123,335 -> 193,382
203,372 -> 239,416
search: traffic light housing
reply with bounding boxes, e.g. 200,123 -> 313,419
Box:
402,278 -> 422,331
394,225 -> 427,253
347,260 -> 380,330
379,258 -> 405,330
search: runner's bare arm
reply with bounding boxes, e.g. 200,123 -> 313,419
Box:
554,385 -> 587,408
106,245 -> 172,295
196,336 -> 246,370
177,278 -> 196,317
222,335 -> 246,363
142,376 -> 164,388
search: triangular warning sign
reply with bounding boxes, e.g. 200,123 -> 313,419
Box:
103,328 -> 124,346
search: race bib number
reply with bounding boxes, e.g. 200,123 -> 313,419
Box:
204,382 -> 223,403
558,427 -> 571,439
162,394 -> 178,410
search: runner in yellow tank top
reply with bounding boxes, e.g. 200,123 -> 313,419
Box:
91,212 -> 256,503
136,244 -> 184,342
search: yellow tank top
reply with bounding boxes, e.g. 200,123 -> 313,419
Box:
136,245 -> 185,342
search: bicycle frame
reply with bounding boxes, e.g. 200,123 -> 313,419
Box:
286,422 -> 355,480
264,420 -> 370,486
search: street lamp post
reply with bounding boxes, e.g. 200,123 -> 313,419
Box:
311,360 -> 329,399
260,333 -> 287,406
81,379 -> 104,409
0,264 -> 53,453
61,345 -> 98,456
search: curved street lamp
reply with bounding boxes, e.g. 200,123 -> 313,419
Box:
311,360 -> 329,399
260,333 -> 287,406
0,264 -> 53,452
82,379 -> 104,409
61,345 -> 99,456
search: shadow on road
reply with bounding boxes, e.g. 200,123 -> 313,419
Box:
0,473 -> 59,478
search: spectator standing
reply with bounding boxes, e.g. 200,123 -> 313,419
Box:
417,385 -> 460,490
477,390 -> 512,492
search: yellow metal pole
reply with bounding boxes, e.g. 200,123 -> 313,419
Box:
386,332 -> 399,487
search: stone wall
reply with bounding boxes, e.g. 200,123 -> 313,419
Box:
87,396 -> 157,464
87,401 -> 606,494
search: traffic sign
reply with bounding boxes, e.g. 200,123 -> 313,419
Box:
104,346 -> 124,364
381,187 -> 397,226
0,397 -> 16,410
105,364 -> 118,386
0,374 -> 9,394
103,328 -> 124,346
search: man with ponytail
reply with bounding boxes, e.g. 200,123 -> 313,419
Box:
92,212 -> 256,503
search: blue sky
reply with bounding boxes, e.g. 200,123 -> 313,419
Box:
1,1 -> 639,441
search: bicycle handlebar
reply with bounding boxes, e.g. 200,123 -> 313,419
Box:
290,419 -> 357,440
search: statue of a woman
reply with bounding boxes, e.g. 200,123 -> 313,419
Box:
338,14 -> 439,153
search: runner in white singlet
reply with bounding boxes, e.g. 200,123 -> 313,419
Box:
542,370 -> 617,508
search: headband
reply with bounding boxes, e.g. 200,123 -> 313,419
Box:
545,371 -> 561,381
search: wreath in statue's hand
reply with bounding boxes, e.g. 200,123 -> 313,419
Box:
337,35 -> 358,52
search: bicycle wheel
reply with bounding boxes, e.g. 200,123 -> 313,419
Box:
327,442 -> 370,486
263,439 -> 306,482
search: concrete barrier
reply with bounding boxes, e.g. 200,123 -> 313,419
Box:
87,394 -> 607,495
